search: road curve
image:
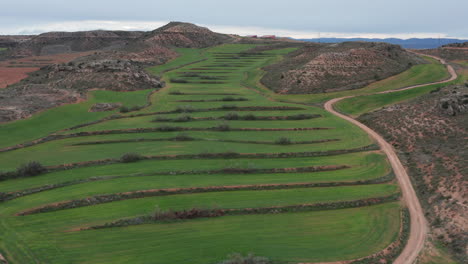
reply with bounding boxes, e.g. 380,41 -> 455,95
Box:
323,54 -> 457,264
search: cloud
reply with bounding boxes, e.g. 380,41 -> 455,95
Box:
0,20 -> 457,39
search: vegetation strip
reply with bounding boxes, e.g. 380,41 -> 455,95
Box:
0,126 -> 331,154
16,176 -> 397,216
0,144 -> 378,181
69,137 -> 339,146
152,113 -> 321,122
1,165 -> 361,202
80,194 -> 400,231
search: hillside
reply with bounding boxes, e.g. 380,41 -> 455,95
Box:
417,42 -> 468,61
261,42 -> 424,94
0,22 -> 237,123
359,83 -> 468,262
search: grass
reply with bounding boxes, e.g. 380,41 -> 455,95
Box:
0,89 -> 152,149
335,67 -> 466,117
0,43 -> 405,264
1,203 -> 401,264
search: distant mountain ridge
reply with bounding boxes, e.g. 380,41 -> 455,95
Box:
297,38 -> 468,49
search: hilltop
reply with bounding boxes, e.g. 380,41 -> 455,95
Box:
261,42 -> 423,94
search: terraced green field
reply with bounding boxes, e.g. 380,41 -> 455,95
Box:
1,43 -> 450,263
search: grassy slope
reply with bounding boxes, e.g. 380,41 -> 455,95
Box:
0,89 -> 152,149
335,66 -> 465,117
0,44 -> 402,264
245,56 -> 449,104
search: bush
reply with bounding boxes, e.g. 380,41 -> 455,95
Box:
218,253 -> 271,264
16,161 -> 47,177
174,114 -> 193,122
275,137 -> 292,145
224,112 -> 239,120
169,90 -> 184,95
174,133 -> 194,141
120,153 -> 144,163
216,122 -> 230,131
221,96 -> 247,102
242,114 -> 257,120
221,104 -> 237,110
170,78 -> 188,83
287,113 -> 314,120
175,105 -> 195,113
119,106 -> 130,113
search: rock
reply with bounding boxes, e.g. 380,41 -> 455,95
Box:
438,89 -> 468,116
89,103 -> 122,112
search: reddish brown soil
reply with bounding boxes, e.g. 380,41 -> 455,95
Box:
0,52 -> 93,88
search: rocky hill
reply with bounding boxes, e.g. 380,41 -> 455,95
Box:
0,22 -> 237,123
359,84 -> 468,262
7,30 -> 144,57
417,42 -> 468,61
143,22 -> 234,48
261,42 -> 424,94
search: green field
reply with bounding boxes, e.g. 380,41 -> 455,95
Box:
0,43 -> 425,264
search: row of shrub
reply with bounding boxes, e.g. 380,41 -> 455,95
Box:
0,161 -> 47,181
175,96 -> 248,102
3,144 -> 378,184
168,91 -> 239,96
152,113 -> 320,123
71,135 -> 339,147
83,194 -> 401,230
17,171 -> 394,215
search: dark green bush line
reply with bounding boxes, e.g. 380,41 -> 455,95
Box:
47,144 -> 378,172
0,161 -> 48,181
152,113 -> 321,122
48,144 -> 377,171
70,137 -> 339,146
174,97 -> 248,102
15,172 -> 394,215
0,144 -> 378,180
2,169 -> 394,204
81,194 -> 401,230
168,91 -> 240,95
349,208 -> 410,264
0,122 -> 329,153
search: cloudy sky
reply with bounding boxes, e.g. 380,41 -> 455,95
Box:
1,0 -> 467,39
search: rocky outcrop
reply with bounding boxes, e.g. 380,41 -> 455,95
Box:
438,89 -> 468,116
262,42 -> 424,94
143,22 -> 234,48
89,103 -> 122,112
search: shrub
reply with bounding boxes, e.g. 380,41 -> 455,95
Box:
242,114 -> 257,120
157,126 -> 179,132
130,105 -> 143,111
221,104 -> 237,110
174,114 -> 193,122
170,78 -> 188,83
119,106 -> 130,113
16,161 -> 47,177
169,90 -> 184,95
224,112 -> 239,120
218,253 -> 271,264
175,105 -> 195,113
174,133 -> 194,141
275,137 -> 292,145
216,122 -> 230,131
287,113 -> 314,120
120,153 -> 144,163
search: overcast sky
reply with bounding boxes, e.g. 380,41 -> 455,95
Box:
1,0 -> 467,39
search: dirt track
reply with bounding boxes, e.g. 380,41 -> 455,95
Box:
324,53 -> 457,264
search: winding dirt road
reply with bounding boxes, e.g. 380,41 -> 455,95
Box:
324,53 -> 457,264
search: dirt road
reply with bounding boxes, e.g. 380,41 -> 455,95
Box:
324,54 -> 457,264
